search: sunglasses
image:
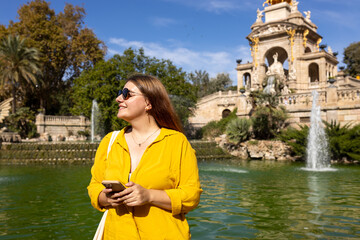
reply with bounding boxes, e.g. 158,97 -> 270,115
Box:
117,88 -> 142,100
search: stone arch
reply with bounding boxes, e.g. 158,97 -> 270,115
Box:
305,47 -> 311,53
309,63 -> 319,82
263,46 -> 289,75
264,47 -> 289,66
243,72 -> 251,89
222,109 -> 231,118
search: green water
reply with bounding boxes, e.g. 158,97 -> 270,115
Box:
1,160 -> 360,239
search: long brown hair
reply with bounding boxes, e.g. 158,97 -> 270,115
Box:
127,74 -> 183,133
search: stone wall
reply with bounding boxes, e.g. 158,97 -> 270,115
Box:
215,134 -> 295,161
189,85 -> 360,128
36,114 -> 90,139
0,141 -> 230,164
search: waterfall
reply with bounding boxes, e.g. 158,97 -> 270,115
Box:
91,100 -> 99,142
305,91 -> 333,170
263,75 -> 276,95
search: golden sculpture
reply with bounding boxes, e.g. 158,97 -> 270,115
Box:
263,0 -> 292,7
249,37 -> 260,67
316,38 -> 322,52
286,28 -> 296,62
303,29 -> 309,48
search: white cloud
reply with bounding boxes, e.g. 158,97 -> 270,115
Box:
108,37 -> 251,84
151,17 -> 178,27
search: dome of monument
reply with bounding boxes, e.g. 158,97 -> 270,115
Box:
264,0 -> 292,5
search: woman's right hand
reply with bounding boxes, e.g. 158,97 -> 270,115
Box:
98,188 -> 124,208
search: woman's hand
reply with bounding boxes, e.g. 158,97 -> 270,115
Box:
99,181 -> 172,210
98,188 -> 126,208
117,181 -> 150,207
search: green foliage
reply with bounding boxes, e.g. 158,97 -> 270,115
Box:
324,121 -> 360,161
188,70 -> 209,98
71,48 -> 197,133
188,71 -> 234,98
2,107 -> 38,138
226,118 -> 251,144
0,0 -> 106,114
248,90 -> 289,139
343,41 -> 360,77
248,140 -> 259,145
279,121 -> 360,162
208,73 -> 233,93
279,125 -> 309,159
0,35 -> 41,113
201,108 -> 237,139
77,130 -> 90,138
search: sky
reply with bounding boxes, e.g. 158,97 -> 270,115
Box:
1,0 -> 359,84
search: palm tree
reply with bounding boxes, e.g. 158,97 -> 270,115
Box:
0,35 -> 41,113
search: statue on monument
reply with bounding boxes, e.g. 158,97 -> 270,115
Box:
288,60 -> 296,81
327,46 -> 333,54
266,53 -> 285,77
291,0 -> 299,13
304,11 -> 311,22
256,8 -> 264,22
264,52 -> 286,95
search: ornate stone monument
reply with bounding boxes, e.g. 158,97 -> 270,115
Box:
237,0 -> 338,93
189,0 -> 360,128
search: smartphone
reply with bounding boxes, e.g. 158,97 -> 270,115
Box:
102,180 -> 126,192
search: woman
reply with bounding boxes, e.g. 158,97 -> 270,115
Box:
88,74 -> 202,239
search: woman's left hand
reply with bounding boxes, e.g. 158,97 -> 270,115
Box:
117,181 -> 150,207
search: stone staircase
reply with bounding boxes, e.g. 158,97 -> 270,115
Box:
0,98 -> 13,123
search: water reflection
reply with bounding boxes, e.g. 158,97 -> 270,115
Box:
1,162 -> 360,239
306,174 -> 329,238
189,161 -> 360,239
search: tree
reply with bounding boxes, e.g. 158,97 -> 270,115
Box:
249,91 -> 289,139
188,70 -> 210,98
71,48 -> 197,134
0,0 -> 106,114
343,41 -> 360,77
188,71 -> 234,98
2,107 -> 38,138
0,35 -> 41,113
208,72 -> 233,93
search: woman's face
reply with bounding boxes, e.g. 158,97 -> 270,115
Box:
116,81 -> 149,122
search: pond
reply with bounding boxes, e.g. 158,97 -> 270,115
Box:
1,160 -> 360,239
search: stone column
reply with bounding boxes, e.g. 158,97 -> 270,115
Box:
79,115 -> 86,127
259,63 -> 267,89
36,113 -> 45,135
237,71 -> 244,90
326,82 -> 338,123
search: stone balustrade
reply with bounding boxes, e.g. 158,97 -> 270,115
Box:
278,91 -> 327,108
337,89 -> 360,102
189,87 -> 360,128
43,115 -> 87,125
36,113 -> 90,138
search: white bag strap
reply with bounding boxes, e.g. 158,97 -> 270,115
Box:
93,210 -> 108,240
107,131 -> 120,158
93,130 -> 120,240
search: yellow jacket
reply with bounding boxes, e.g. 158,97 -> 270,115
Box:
88,128 -> 202,239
